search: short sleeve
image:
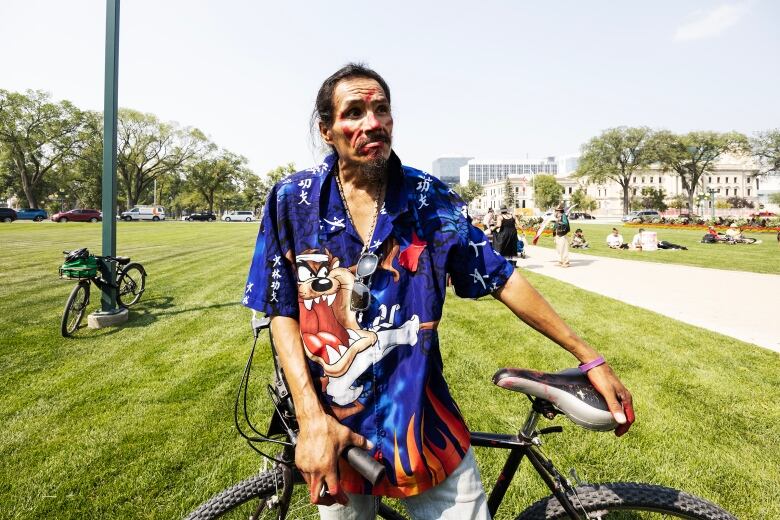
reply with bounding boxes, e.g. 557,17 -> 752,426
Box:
242,185 -> 298,318
446,205 -> 515,299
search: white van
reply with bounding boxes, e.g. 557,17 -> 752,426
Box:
222,210 -> 256,222
120,206 -> 166,221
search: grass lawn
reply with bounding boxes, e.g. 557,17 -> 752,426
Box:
1,221 -> 778,519
528,222 -> 780,274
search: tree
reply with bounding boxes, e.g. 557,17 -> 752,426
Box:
770,193 -> 780,205
503,177 -> 515,209
117,108 -> 207,209
669,194 -> 687,211
186,150 -> 247,213
0,89 -> 85,208
726,196 -> 754,209
570,187 -> 597,212
452,180 -> 483,205
575,126 -> 656,216
533,174 -> 563,210
640,187 -> 667,211
62,110 -> 103,209
655,130 -> 749,213
751,129 -> 780,173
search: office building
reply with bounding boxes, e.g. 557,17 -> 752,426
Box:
432,157 -> 472,187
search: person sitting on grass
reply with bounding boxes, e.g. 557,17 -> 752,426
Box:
571,228 -> 589,249
725,223 -> 743,241
606,228 -> 627,249
630,228 -> 645,250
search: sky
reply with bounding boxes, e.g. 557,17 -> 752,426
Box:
1,0 -> 778,177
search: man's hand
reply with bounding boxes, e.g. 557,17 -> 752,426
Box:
492,272 -> 636,437
586,364 -> 635,436
296,413 -> 372,506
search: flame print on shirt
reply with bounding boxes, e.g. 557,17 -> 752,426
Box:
295,249 -> 419,406
349,383 -> 471,498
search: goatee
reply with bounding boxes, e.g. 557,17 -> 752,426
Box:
360,155 -> 388,184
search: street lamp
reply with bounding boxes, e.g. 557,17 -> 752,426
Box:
707,188 -> 717,219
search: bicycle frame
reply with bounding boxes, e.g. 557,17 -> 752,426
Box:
373,409 -> 582,520
249,322 -> 585,520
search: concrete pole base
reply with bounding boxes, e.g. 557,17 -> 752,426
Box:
88,307 -> 129,329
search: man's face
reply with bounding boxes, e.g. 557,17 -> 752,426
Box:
612,230 -> 618,236
320,77 -> 393,169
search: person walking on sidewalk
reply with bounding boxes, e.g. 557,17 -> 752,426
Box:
553,203 -> 571,267
493,205 -> 519,266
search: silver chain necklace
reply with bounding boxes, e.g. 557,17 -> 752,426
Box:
334,167 -> 385,253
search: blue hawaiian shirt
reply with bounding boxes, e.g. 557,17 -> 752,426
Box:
243,152 -> 514,497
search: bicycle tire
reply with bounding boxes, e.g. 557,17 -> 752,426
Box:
61,281 -> 90,337
117,263 -> 146,307
516,482 -> 736,520
186,468 -> 319,520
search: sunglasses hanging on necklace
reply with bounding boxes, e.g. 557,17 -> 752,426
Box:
334,168 -> 385,312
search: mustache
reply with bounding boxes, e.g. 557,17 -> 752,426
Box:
355,133 -> 391,148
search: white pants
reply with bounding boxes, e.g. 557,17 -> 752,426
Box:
317,447 -> 490,520
554,235 -> 570,265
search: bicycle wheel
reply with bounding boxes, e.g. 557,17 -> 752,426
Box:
61,281 -> 90,337
516,482 -> 736,520
116,263 -> 146,307
186,468 -> 320,519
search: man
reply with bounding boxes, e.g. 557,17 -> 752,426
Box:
482,207 -> 495,238
553,204 -> 571,266
243,63 -> 634,520
606,228 -> 626,249
630,228 -> 645,250
570,228 -> 589,249
725,223 -> 742,241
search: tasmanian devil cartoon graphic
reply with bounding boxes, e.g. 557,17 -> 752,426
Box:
295,249 -> 419,406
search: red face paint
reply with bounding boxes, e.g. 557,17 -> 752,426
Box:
330,79 -> 393,163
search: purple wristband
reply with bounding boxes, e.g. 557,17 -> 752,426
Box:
579,356 -> 606,373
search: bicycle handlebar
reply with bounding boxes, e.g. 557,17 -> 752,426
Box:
343,446 -> 385,486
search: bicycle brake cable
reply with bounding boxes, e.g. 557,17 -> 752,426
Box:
233,333 -> 290,464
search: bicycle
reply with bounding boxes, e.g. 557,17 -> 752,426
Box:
59,248 -> 147,337
186,317 -> 736,519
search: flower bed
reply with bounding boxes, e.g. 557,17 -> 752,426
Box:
624,223 -> 780,233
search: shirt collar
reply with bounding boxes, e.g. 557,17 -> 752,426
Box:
318,151 -> 410,244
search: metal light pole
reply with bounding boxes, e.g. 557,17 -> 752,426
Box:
708,188 -> 717,219
101,0 -> 120,312
89,0 -> 127,328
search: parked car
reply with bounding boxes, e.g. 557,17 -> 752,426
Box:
15,208 -> 48,221
184,211 -> 217,222
622,210 -> 660,222
222,210 -> 256,222
51,209 -> 102,223
570,212 -> 596,220
0,207 -> 18,222
120,205 -> 166,221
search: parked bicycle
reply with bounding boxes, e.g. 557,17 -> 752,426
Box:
186,318 -> 735,520
59,248 -> 146,337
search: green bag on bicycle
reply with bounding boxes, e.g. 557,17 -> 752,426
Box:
60,254 -> 98,279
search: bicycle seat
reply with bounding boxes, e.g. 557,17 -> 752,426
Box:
114,256 -> 131,265
492,368 -> 617,431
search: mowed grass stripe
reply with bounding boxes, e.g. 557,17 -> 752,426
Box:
1,223 -> 778,519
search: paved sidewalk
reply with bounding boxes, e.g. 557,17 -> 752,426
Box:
519,245 -> 780,353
